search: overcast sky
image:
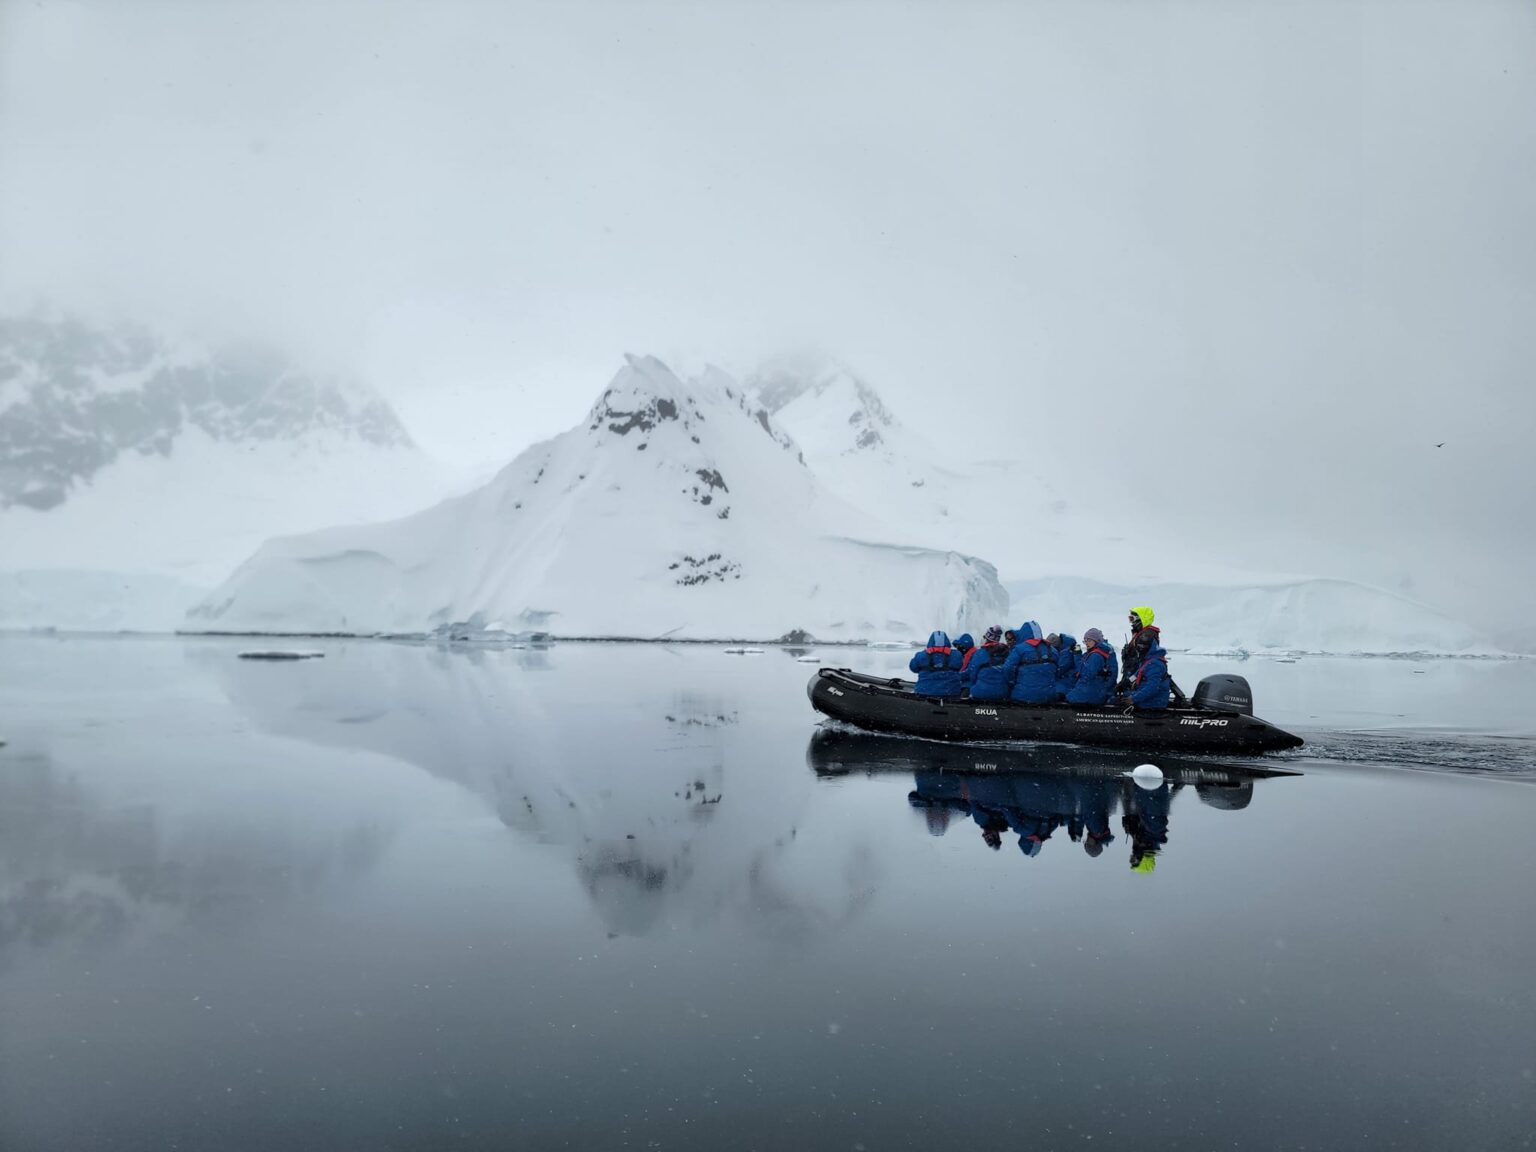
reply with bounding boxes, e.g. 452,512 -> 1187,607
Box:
2,0 -> 1532,638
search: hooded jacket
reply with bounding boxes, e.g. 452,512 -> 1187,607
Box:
964,640 -> 1012,700
1052,633 -> 1080,699
1002,621 -> 1057,704
1065,639 -> 1119,706
1128,643 -> 1172,710
1121,623 -> 1162,685
909,629 -> 964,697
954,633 -> 978,671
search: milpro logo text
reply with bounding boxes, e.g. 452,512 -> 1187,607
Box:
827,687 -> 844,697
1179,717 -> 1230,728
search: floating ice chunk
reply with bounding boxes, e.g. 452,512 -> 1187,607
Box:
722,646 -> 766,655
1130,763 -> 1164,789
237,650 -> 325,661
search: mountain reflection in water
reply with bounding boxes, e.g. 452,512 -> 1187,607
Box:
209,644 -> 872,940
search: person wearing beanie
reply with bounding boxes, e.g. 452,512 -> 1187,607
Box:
1066,627 -> 1120,706
964,625 -> 1013,701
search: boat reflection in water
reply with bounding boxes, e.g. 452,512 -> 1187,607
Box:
806,727 -> 1301,871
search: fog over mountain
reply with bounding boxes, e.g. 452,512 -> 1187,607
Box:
1,1 -> 1531,645
0,313 -> 452,629
0,314 -> 412,512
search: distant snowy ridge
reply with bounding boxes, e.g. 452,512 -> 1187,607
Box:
188,355 -> 1008,640
0,313 -> 409,511
1005,575 -> 1497,656
750,359 -> 902,458
0,569 -> 210,633
0,314 -> 454,616
746,357 -> 1103,578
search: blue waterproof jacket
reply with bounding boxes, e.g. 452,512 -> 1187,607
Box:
963,642 -> 1011,700
1065,642 -> 1119,706
953,633 -> 978,679
1003,621 -> 1056,705
1009,810 -> 1062,857
1121,625 -> 1162,684
909,630 -> 964,697
908,772 -> 972,836
1122,780 -> 1172,863
1128,644 -> 1172,710
1069,778 -> 1118,845
1052,635 -> 1080,699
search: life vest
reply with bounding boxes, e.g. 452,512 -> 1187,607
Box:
1085,644 -> 1115,677
922,646 -> 952,669
959,646 -> 979,670
1134,651 -> 1168,687
1020,637 -> 1049,662
1123,626 -> 1161,672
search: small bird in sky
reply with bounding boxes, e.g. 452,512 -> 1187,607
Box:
1435,442 -> 1445,448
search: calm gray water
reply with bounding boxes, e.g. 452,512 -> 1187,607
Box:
1,637 -> 1533,1151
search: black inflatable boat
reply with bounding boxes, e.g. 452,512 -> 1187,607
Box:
807,667 -> 1304,754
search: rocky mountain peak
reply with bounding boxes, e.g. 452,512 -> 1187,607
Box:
747,359 -> 899,456
582,355 -> 802,463
0,313 -> 413,511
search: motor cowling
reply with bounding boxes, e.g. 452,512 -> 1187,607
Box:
1191,673 -> 1254,715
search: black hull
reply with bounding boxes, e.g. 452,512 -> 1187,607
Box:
806,727 -> 1302,788
807,668 -> 1305,755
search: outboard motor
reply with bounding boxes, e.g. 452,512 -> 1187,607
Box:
1191,674 -> 1254,716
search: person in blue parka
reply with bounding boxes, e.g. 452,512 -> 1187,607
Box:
1068,775 -> 1119,858
1065,627 -> 1119,706
908,771 -> 972,836
953,633 -> 978,680
1126,640 -> 1172,710
1049,633 -> 1080,699
1003,621 -> 1056,704
962,775 -> 1016,850
1122,778 -> 1176,871
909,630 -> 964,697
962,626 -> 1011,700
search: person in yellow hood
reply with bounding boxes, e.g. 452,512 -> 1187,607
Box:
1118,606 -> 1160,689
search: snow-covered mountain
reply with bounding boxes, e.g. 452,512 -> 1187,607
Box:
749,359 -> 1495,656
746,358 -> 1117,576
749,358 -> 1001,530
187,355 -> 1008,640
0,314 -> 452,626
750,359 -> 907,460
1005,575 -> 1494,656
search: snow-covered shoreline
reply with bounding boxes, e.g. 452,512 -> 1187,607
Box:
2,627 -> 1524,660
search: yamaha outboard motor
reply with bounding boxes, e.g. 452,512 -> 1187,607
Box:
1191,674 -> 1254,716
